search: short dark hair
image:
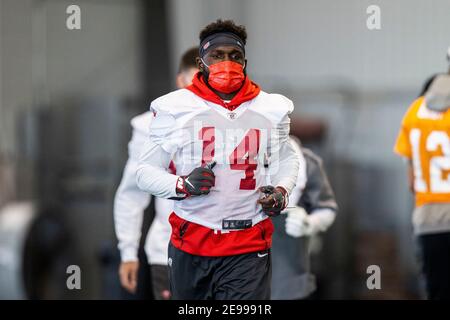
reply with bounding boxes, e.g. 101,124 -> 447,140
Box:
419,74 -> 439,97
178,46 -> 199,73
199,19 -> 247,45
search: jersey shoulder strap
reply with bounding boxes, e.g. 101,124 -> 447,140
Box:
150,88 -> 208,116
249,91 -> 294,125
130,111 -> 153,134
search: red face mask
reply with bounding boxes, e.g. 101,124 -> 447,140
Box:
205,60 -> 245,94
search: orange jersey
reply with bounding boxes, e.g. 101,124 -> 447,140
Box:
394,96 -> 450,207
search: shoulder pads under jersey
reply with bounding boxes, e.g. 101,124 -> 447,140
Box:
150,88 -> 202,115
249,91 -> 295,124
130,111 -> 153,135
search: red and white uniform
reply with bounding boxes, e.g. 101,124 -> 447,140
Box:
136,74 -> 300,256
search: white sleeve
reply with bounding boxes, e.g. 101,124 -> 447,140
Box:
269,114 -> 301,194
114,128 -> 151,262
136,110 -> 180,198
308,208 -> 336,233
286,140 -> 307,206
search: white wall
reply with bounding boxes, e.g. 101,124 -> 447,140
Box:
168,0 -> 450,91
0,0 -> 143,153
45,0 -> 143,102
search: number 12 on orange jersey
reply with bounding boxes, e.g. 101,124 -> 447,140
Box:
410,128 -> 450,193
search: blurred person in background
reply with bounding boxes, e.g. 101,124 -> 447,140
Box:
271,137 -> 338,300
114,47 -> 199,300
394,47 -> 450,300
417,47 -> 450,97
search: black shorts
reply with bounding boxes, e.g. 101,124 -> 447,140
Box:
168,242 -> 271,300
418,232 -> 450,300
150,265 -> 170,300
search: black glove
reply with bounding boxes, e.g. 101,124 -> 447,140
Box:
257,185 -> 288,217
174,162 -> 216,198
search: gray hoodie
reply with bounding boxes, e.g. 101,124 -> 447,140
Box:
271,148 -> 338,299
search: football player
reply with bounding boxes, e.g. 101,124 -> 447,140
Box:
136,19 -> 300,300
271,137 -> 338,300
394,47 -> 450,300
114,47 -> 199,299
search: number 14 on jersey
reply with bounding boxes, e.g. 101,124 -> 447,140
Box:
199,127 -> 265,190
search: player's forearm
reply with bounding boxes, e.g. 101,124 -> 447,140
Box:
283,137 -> 307,205
136,138 -> 180,198
136,164 -> 179,198
270,140 -> 300,194
116,229 -> 141,262
114,204 -> 143,262
114,160 -> 150,262
114,200 -> 145,262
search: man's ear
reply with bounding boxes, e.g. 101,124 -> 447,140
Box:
243,59 -> 248,75
196,57 -> 204,72
175,73 -> 184,90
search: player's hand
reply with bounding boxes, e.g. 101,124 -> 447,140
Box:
285,206 -> 312,238
119,261 -> 139,293
257,185 -> 288,217
176,162 -> 216,197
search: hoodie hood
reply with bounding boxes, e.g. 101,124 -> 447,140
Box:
186,72 -> 261,111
